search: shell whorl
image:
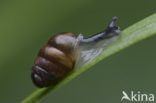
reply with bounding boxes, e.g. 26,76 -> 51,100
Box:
31,32 -> 79,88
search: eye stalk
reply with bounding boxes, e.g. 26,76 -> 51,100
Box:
80,16 -> 120,44
106,16 -> 120,35
108,16 -> 118,28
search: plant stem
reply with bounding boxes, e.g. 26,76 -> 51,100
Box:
22,13 -> 156,103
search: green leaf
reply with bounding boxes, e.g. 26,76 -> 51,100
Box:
21,13 -> 156,103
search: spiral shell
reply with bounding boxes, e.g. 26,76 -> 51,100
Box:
31,32 -> 80,88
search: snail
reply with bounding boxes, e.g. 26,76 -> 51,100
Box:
31,16 -> 120,88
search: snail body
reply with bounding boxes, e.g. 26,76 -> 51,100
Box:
31,17 -> 120,88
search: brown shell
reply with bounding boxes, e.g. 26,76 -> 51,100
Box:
31,32 -> 79,88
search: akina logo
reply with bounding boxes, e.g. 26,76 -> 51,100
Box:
121,91 -> 154,102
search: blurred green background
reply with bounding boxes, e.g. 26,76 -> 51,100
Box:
0,0 -> 156,103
